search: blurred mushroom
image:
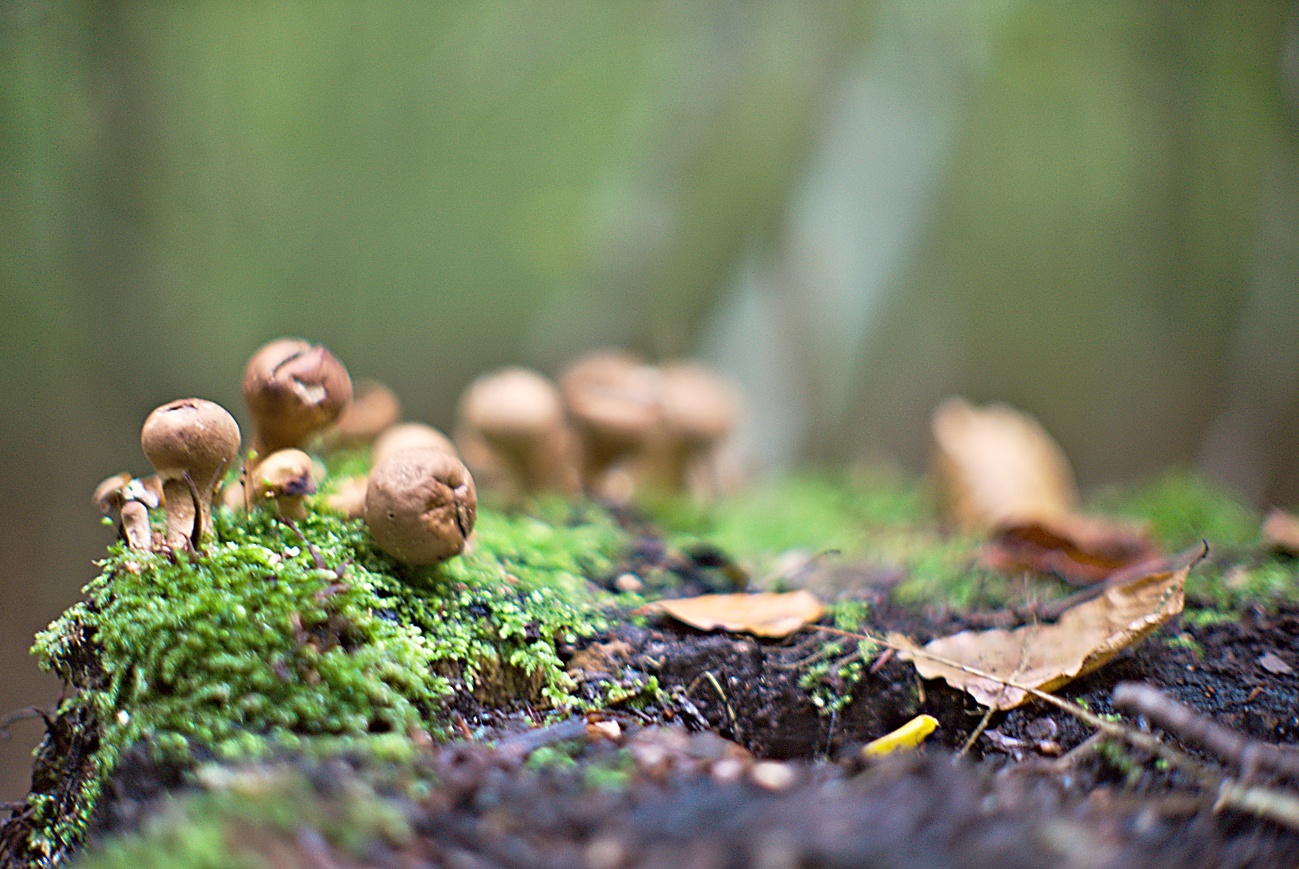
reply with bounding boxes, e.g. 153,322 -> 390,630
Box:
558,351 -> 662,498
365,447 -> 477,565
455,367 -> 580,501
141,398 -> 242,549
930,397 -> 1078,531
323,474 -> 369,518
242,338 -> 353,453
641,362 -> 740,498
321,379 -> 402,451
93,473 -> 158,550
251,449 -> 317,521
372,422 -> 458,467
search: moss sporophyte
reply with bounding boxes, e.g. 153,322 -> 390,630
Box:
23,501 -> 626,862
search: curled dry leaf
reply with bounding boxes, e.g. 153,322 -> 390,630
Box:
1263,508 -> 1299,555
890,562 -> 1190,710
930,397 -> 1078,531
640,590 -> 824,639
982,513 -> 1162,585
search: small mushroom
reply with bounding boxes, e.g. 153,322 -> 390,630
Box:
93,473 -> 158,550
641,362 -> 740,498
242,338 -> 353,453
140,398 -> 242,549
251,448 -> 317,520
365,447 -> 477,565
455,367 -> 580,501
322,379 -> 402,451
558,351 -> 662,497
372,422 -> 458,467
323,474 -> 369,518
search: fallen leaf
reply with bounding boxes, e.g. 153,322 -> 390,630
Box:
1263,508 -> 1299,556
930,397 -> 1079,531
861,714 -> 939,757
982,513 -> 1162,585
641,590 -> 824,638
890,563 -> 1189,709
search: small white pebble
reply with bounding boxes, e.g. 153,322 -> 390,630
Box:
116,710 -> 131,725
750,761 -> 796,792
710,757 -> 746,784
614,573 -> 643,593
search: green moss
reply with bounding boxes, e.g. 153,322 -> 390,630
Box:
1097,471 -> 1259,551
70,756 -> 431,869
654,469 -> 930,575
26,494 -> 628,862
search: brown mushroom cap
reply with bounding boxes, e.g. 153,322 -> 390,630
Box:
252,448 -> 318,519
658,363 -> 739,447
93,473 -> 134,514
242,338 -> 353,453
141,398 -> 242,547
559,351 -> 662,484
460,368 -> 565,449
372,422 -> 458,467
455,367 -> 580,498
365,447 -> 477,565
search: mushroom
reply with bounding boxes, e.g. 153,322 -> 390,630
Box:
371,422 -> 458,467
641,362 -> 740,498
455,367 -> 580,501
364,447 -> 477,565
242,338 -> 353,454
558,351 -> 662,497
323,474 -> 369,518
251,448 -> 317,520
93,473 -> 158,550
140,398 -> 242,549
321,379 -> 402,451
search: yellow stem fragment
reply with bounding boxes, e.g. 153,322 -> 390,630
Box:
861,714 -> 939,757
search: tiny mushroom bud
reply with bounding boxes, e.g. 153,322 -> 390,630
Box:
371,422 -> 458,467
365,447 -> 477,565
141,398 -> 242,550
558,351 -> 662,495
251,449 -> 317,520
455,367 -> 580,500
643,362 -> 740,498
242,338 -> 353,453
322,379 -> 402,451
94,473 -> 158,550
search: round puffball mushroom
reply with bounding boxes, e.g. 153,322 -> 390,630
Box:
242,338 -> 353,454
558,351 -> 662,494
251,448 -> 317,520
455,367 -> 580,500
365,447 -> 477,565
141,398 -> 242,549
371,422 -> 458,467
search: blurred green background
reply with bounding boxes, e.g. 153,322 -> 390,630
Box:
3,0 -> 1298,800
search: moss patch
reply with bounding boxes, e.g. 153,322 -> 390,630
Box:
23,499 -> 626,864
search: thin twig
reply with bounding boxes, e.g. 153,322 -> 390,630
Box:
1113,682 -> 1299,781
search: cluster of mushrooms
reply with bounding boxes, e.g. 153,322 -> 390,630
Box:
94,340 -> 741,568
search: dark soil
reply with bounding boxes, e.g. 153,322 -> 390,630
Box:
8,538 -> 1299,867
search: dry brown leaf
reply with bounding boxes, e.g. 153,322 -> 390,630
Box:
890,563 -> 1189,709
982,513 -> 1162,585
641,590 -> 824,638
1263,508 -> 1299,555
930,397 -> 1079,531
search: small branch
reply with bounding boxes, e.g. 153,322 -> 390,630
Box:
1113,682 -> 1299,781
